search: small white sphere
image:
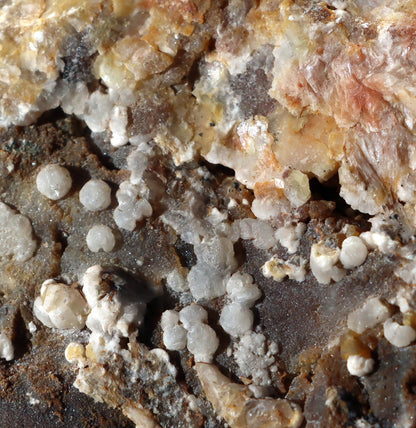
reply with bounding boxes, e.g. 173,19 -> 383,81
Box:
179,304 -> 208,330
86,224 -> 115,252
383,319 -> 416,347
187,324 -> 219,362
219,303 -> 253,337
36,164 -> 72,200
340,236 -> 368,269
346,355 -> 374,376
161,310 -> 180,330
79,179 -> 112,211
163,325 -> 187,351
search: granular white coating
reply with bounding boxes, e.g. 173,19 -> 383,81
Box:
36,164 -> 72,200
340,236 -> 368,269
219,303 -> 253,337
234,332 -> 276,386
86,224 -> 115,252
79,179 -> 112,211
0,202 -> 37,262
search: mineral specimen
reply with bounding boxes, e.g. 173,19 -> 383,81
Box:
2,0 -> 416,427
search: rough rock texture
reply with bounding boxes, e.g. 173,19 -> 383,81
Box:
2,1 -> 416,427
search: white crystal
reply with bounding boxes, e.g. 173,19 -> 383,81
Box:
113,181 -> 152,231
346,355 -> 374,377
340,236 -> 368,269
226,272 -> 261,307
36,164 -> 72,200
161,310 -> 180,330
220,303 -> 253,337
33,279 -> 89,330
166,268 -> 189,293
79,179 -> 112,211
179,304 -> 208,330
0,202 -> 37,262
86,225 -> 115,252
237,218 -> 276,250
383,319 -> 416,347
163,325 -> 187,351
188,262 -> 227,301
187,324 -> 219,363
310,242 -> 345,284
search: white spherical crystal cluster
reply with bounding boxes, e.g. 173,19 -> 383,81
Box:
310,235 -> 369,284
188,236 -> 237,300
0,202 -> 37,262
86,225 -> 115,252
179,304 -> 208,329
220,303 -> 253,338
226,272 -> 261,307
219,272 -> 261,338
79,179 -> 112,211
36,164 -> 72,200
82,265 -> 146,339
186,324 -> 219,362
161,304 -> 219,362
33,279 -> 89,330
113,181 -> 152,231
340,236 -> 368,269
310,242 -> 345,284
161,310 -> 187,351
383,319 -> 416,348
347,355 -> 375,377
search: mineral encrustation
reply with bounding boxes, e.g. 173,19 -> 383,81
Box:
1,1 -> 416,427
